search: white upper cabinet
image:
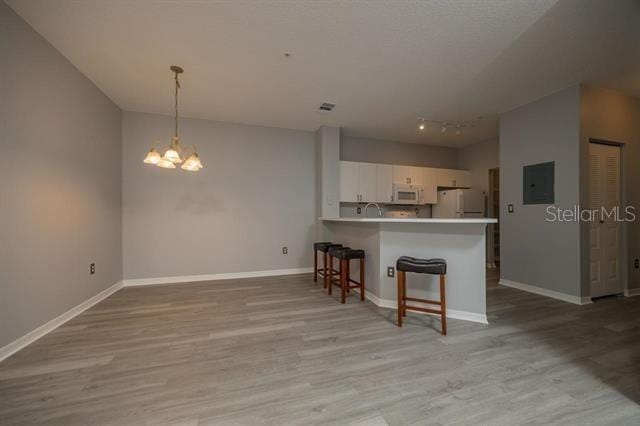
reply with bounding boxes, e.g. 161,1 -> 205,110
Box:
376,164 -> 393,203
341,161 -> 470,203
392,165 -> 423,186
340,161 -> 359,202
339,161 -> 379,203
421,167 -> 438,204
436,168 -> 471,188
358,162 -> 377,202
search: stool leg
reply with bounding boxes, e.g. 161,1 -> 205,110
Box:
324,256 -> 342,296
440,274 -> 447,336
340,259 -> 347,304
402,271 -> 407,317
346,260 -> 350,293
324,252 -> 329,289
313,249 -> 318,282
397,270 -> 404,327
359,258 -> 365,302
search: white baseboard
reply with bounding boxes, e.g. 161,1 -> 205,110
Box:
353,289 -> 488,325
624,288 -> 640,297
122,268 -> 314,287
499,279 -> 592,305
0,281 -> 123,362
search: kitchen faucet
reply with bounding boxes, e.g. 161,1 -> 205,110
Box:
364,202 -> 384,218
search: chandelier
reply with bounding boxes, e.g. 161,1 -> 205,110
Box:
143,66 -> 203,171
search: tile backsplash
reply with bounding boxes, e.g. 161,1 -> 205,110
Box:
340,203 -> 432,218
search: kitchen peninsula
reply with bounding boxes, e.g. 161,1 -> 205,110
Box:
321,217 -> 498,324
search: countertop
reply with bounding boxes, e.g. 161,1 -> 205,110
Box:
320,217 -> 498,224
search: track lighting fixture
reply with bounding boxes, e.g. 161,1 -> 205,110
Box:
416,117 -> 483,136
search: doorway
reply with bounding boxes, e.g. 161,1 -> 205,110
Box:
488,168 -> 500,269
589,142 -> 623,298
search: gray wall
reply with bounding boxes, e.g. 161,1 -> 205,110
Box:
457,139 -> 499,194
122,112 -> 316,279
580,85 -> 640,292
500,86 -> 582,297
341,136 -> 458,168
0,3 -> 122,348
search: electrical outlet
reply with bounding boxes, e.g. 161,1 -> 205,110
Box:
508,204 -> 514,213
90,263 -> 95,275
282,247 -> 288,255
387,266 -> 395,278
635,258 -> 639,269
357,207 -> 362,215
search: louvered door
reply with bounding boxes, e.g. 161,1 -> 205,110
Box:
589,143 -> 622,298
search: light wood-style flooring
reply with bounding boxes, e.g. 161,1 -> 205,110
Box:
1,272 -> 639,425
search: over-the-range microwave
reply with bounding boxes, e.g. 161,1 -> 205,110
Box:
392,184 -> 423,205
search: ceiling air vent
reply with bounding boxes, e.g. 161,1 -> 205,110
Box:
318,102 -> 336,113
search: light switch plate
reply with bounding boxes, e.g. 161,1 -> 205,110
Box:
508,204 -> 514,213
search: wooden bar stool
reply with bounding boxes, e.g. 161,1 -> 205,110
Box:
396,256 -> 447,335
328,247 -> 365,304
313,242 -> 342,288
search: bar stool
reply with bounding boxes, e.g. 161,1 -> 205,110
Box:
313,242 -> 342,288
328,247 -> 365,304
396,256 -> 447,335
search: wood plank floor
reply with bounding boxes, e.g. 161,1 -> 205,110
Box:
1,272 -> 639,425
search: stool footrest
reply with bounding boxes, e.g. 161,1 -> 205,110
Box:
317,268 -> 339,276
405,305 -> 442,316
405,297 -> 441,306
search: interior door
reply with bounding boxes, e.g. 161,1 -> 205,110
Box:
358,162 -> 377,202
589,143 -> 622,298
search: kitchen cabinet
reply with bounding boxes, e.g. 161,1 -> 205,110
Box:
340,161 -> 359,202
376,164 -> 393,203
358,162 -> 377,202
339,161 -> 377,203
436,168 -> 471,188
421,167 -> 438,204
392,165 -> 423,186
341,161 -> 471,204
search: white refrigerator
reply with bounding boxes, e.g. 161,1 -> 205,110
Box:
432,189 -> 485,218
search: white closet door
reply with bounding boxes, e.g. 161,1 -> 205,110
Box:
589,143 -> 622,298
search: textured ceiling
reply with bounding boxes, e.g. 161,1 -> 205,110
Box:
6,0 -> 640,147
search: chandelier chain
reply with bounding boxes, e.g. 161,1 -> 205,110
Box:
174,70 -> 179,139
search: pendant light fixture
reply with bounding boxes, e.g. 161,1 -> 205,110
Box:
143,66 -> 203,171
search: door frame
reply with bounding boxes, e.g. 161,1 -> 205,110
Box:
588,138 -> 628,298
487,168 -> 499,269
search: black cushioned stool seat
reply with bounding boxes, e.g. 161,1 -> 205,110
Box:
332,249 -> 365,260
313,242 -> 343,287
327,248 -> 366,304
396,256 -> 448,335
396,256 -> 446,275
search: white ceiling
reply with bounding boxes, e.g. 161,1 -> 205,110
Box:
7,0 -> 640,147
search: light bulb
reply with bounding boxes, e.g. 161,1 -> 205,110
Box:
441,126 -> 446,133
156,158 -> 176,169
418,122 -> 425,131
143,148 -> 161,164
